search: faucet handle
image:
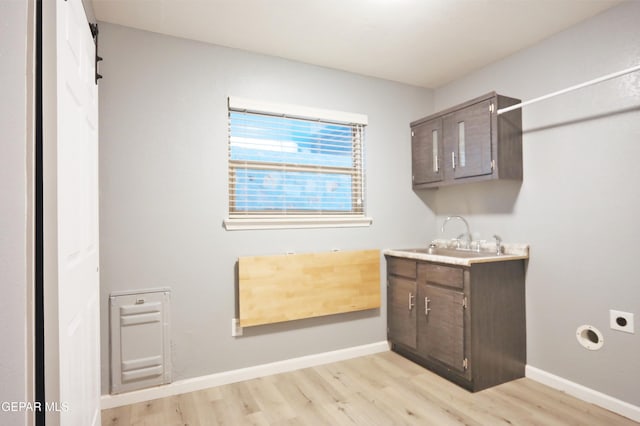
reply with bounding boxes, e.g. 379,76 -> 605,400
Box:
472,240 -> 486,253
493,235 -> 503,255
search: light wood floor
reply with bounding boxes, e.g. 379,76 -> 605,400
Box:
102,351 -> 638,426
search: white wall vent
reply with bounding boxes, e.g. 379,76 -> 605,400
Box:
109,288 -> 171,394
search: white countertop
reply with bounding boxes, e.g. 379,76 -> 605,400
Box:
383,240 -> 529,266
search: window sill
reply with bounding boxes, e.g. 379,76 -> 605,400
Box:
223,216 -> 373,231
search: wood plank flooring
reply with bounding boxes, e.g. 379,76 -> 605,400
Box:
102,351 -> 638,426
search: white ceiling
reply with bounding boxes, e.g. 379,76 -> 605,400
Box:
91,0 -> 623,88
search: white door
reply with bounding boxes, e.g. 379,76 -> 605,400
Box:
44,0 -> 101,424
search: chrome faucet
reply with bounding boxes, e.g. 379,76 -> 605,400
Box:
493,234 -> 502,255
441,215 -> 472,249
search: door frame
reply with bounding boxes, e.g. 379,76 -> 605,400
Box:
35,0 -> 44,423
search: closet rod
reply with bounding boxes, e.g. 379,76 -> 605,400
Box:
497,63 -> 640,115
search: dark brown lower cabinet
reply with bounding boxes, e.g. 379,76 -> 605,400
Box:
386,255 -> 526,392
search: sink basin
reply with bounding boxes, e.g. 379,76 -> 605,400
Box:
401,247 -> 500,258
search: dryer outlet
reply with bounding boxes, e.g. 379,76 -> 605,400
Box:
610,310 -> 634,334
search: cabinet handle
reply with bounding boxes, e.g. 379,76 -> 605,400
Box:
425,297 -> 431,316
451,152 -> 456,169
408,293 -> 415,311
434,155 -> 439,172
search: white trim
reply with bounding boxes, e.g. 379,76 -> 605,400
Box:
223,216 -> 373,230
101,341 -> 389,410
228,96 -> 368,125
526,365 -> 640,422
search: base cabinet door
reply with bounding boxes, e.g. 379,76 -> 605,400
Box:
417,283 -> 466,374
388,277 -> 417,349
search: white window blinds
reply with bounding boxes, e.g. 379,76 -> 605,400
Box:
226,97 -> 370,229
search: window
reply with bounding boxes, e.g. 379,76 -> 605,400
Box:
224,97 -> 371,230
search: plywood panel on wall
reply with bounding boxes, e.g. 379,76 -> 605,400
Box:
238,250 -> 381,327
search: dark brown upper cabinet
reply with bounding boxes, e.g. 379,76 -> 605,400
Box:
411,92 -> 522,189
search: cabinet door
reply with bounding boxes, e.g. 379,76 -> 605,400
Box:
418,283 -> 465,372
447,99 -> 493,179
412,118 -> 443,185
388,277 -> 417,349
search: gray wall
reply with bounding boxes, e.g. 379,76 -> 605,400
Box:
99,2 -> 640,407
0,0 -> 30,424
431,2 -> 640,406
98,24 -> 434,393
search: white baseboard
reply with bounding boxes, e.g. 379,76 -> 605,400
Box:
101,341 -> 390,410
526,365 -> 640,422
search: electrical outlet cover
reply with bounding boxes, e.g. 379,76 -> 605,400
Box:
610,310 -> 634,334
231,318 -> 243,337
